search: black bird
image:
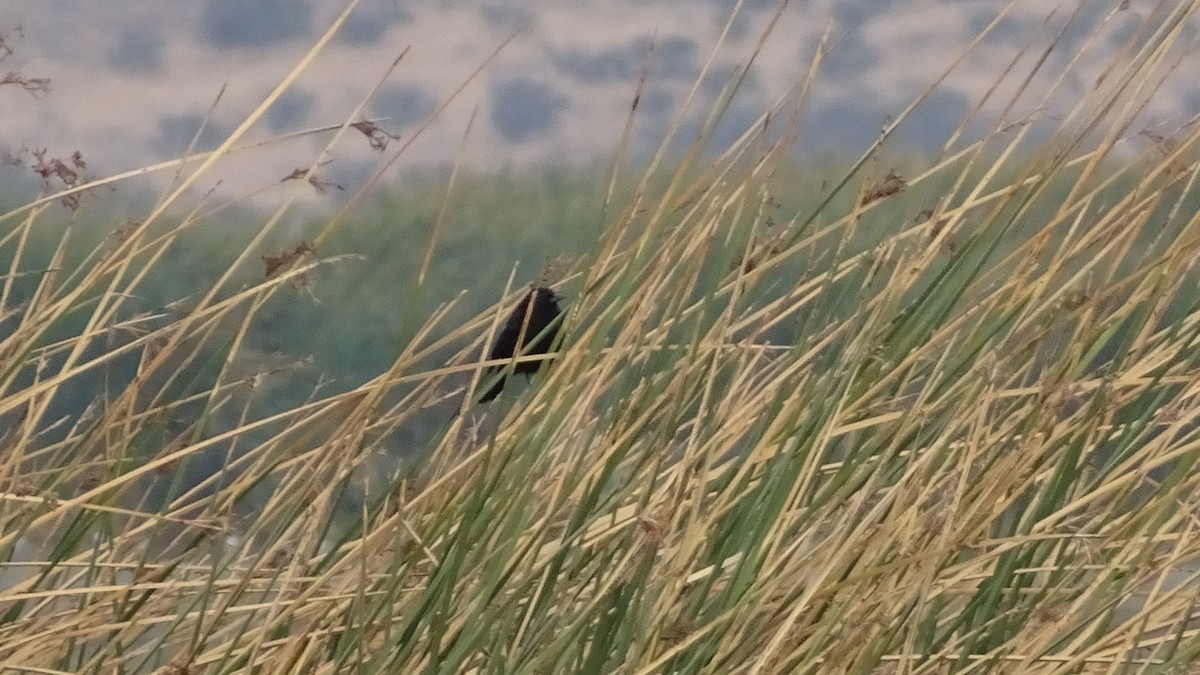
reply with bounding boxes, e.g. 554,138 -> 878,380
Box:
478,286 -> 564,402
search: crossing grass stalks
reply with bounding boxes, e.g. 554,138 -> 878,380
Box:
4,1 -> 1200,672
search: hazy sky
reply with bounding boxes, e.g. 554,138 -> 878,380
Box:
0,0 -> 1195,200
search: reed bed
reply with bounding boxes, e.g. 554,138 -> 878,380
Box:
3,1 -> 1200,672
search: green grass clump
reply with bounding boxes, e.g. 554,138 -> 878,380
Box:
4,1 -> 1200,673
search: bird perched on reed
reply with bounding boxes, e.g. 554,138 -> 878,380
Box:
478,286 -> 564,402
